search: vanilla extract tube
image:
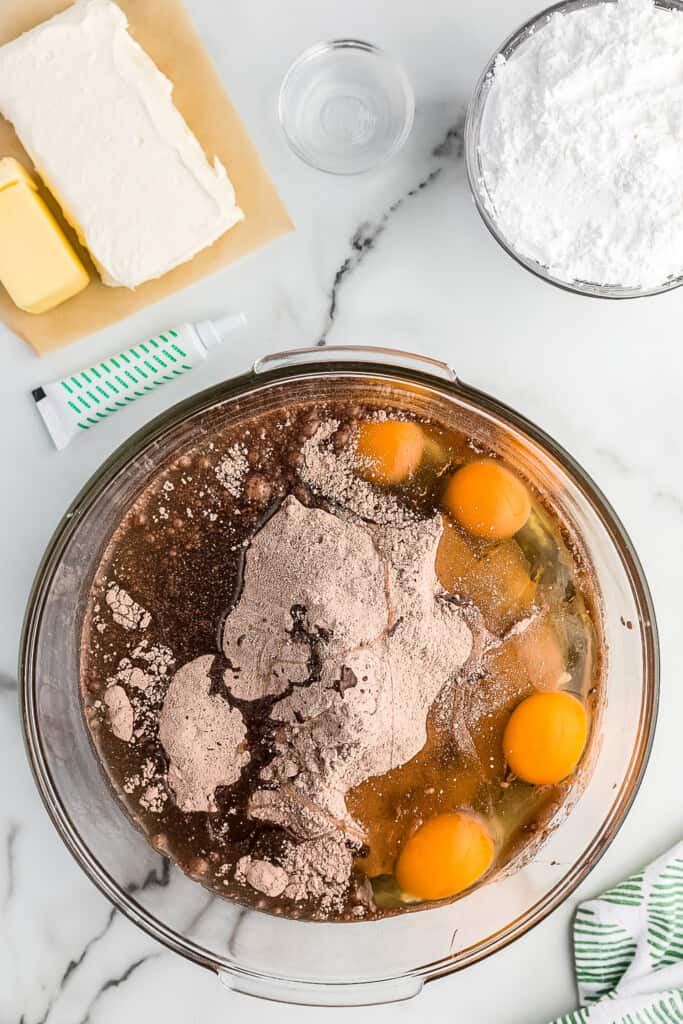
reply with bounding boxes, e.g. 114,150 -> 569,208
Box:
32,312 -> 246,449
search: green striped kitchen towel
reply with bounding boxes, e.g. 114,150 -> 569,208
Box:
551,841 -> 683,1024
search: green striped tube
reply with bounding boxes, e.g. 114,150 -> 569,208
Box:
32,313 -> 246,450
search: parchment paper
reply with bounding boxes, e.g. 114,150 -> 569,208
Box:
0,0 -> 293,354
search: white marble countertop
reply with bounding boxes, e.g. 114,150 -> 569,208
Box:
1,0 -> 681,1021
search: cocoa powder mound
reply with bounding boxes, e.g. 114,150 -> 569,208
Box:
205,495 -> 473,909
105,582 -> 151,631
235,857 -> 289,898
141,426 -> 483,914
222,497 -> 388,701
215,443 -> 249,497
104,684 -> 134,742
241,501 -> 473,844
158,654 -> 249,812
298,420 -> 413,526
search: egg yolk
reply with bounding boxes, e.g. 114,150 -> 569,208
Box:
503,691 -> 588,785
443,459 -> 531,539
356,420 -> 424,484
395,811 -> 495,901
513,618 -> 567,691
435,517 -> 478,589
435,518 -> 537,633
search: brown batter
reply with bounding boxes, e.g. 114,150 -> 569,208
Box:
80,398 -> 600,921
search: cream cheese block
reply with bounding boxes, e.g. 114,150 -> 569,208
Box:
0,0 -> 244,289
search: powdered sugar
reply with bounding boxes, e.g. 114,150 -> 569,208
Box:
479,0 -> 683,288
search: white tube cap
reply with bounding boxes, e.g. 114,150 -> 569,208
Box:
195,311 -> 247,351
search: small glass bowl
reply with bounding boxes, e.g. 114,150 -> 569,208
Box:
465,0 -> 683,299
278,40 -> 415,174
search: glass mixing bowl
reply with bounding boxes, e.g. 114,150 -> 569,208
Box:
20,346 -> 658,1006
465,0 -> 683,299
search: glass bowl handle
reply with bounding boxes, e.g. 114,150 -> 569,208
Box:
253,344 -> 457,382
218,968 -> 423,1006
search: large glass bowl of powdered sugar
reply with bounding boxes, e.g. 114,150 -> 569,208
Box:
466,0 -> 683,298
20,346 -> 657,1004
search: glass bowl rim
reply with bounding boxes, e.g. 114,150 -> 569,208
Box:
464,0 -> 683,300
19,350 -> 660,991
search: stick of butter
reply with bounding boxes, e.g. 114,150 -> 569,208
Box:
0,0 -> 244,290
0,158 -> 89,315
